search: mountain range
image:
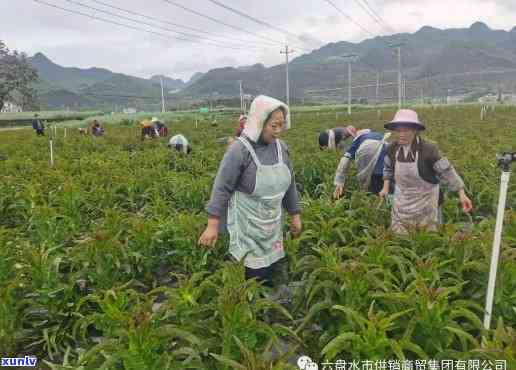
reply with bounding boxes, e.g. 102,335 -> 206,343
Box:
29,21 -> 516,110
30,53 -> 203,110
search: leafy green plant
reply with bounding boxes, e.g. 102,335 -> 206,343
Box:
0,105 -> 515,365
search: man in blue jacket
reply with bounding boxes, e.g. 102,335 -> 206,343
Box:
333,128 -> 391,199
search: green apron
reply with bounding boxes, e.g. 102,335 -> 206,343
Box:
227,137 -> 292,269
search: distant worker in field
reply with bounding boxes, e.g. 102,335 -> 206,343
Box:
90,120 -> 104,137
151,117 -> 168,137
168,134 -> 191,154
32,114 -> 45,136
379,109 -> 473,234
320,126 -> 391,198
226,113 -> 248,146
199,95 -> 302,288
235,113 -> 247,137
318,125 -> 357,153
140,119 -> 155,140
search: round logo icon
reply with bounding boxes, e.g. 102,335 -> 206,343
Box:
297,356 -> 318,370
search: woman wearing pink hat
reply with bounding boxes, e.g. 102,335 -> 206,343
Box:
379,109 -> 473,234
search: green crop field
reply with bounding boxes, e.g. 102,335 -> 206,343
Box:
0,105 -> 515,369
0,111 -> 104,122
0,111 -> 104,129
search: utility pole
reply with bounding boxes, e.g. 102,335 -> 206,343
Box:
397,46 -> 402,109
404,79 -> 407,105
390,42 -> 405,109
160,76 -> 166,113
239,80 -> 244,112
348,61 -> 352,114
402,78 -> 407,106
427,74 -> 432,103
375,71 -> 381,106
280,45 -> 295,107
334,54 -> 358,115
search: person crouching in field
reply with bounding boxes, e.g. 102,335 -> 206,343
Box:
320,126 -> 391,198
379,109 -> 473,234
140,119 -> 154,140
151,117 -> 168,137
319,125 -> 356,153
90,120 -> 104,137
168,134 -> 191,154
199,95 -> 302,287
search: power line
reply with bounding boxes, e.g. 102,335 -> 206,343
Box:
356,0 -> 395,35
305,68 -> 516,94
305,81 -> 398,94
34,0 -> 247,52
206,0 -> 297,38
87,0 -> 278,48
323,0 -> 397,51
322,0 -> 377,39
162,0 -> 287,48
350,0 -> 387,35
60,0 -> 264,51
34,0 -> 176,40
204,0 -> 315,52
360,0 -> 395,33
33,0 -> 268,54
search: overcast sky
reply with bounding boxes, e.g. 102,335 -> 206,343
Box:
1,0 -> 515,81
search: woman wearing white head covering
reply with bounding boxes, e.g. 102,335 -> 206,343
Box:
168,134 -> 191,154
199,95 -> 301,287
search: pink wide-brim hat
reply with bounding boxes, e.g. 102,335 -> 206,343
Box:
384,109 -> 425,131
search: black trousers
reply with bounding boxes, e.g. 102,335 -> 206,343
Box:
368,174 -> 384,195
368,174 -> 395,195
244,259 -> 287,288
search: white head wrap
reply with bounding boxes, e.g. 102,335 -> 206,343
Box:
327,129 -> 336,149
169,134 -> 189,153
241,95 -> 290,142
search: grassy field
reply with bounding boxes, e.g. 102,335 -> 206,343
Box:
0,105 -> 515,369
0,102 -> 498,128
